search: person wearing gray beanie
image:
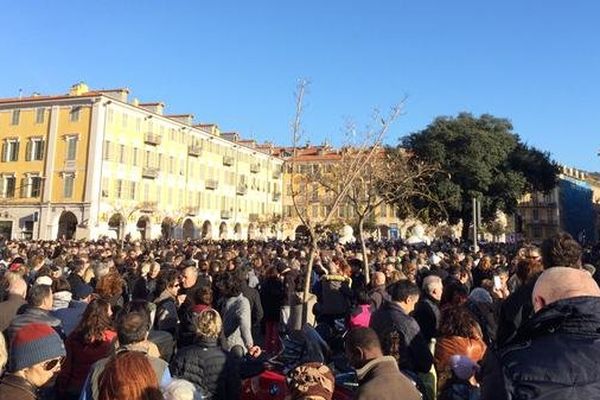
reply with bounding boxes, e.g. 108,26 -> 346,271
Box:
0,323 -> 66,400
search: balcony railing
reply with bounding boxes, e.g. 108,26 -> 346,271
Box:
139,201 -> 158,212
237,184 -> 248,195
223,156 -> 234,166
221,210 -> 232,219
250,163 -> 260,173
144,132 -> 162,146
142,167 -> 159,179
188,144 -> 203,157
249,213 -> 259,222
205,179 -> 218,190
185,206 -> 198,216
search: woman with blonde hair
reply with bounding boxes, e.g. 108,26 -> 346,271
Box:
171,309 -> 241,399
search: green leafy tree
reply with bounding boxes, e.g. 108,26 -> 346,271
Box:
402,113 -> 559,239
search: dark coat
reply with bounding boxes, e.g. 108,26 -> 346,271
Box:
51,300 -> 88,337
260,277 -> 284,322
170,338 -> 240,400
412,294 -> 441,342
369,301 -> 433,374
154,293 -> 179,336
354,356 -> 422,400
495,279 -> 535,347
0,293 -> 27,332
368,285 -> 390,311
481,296 -> 600,400
0,374 -> 37,400
318,274 -> 352,316
241,282 -> 264,326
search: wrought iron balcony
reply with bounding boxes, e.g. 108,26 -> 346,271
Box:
222,155 -> 234,166
237,184 -> 248,195
205,179 -> 218,190
250,163 -> 260,173
144,132 -> 162,146
142,167 -> 159,179
188,144 -> 203,157
221,210 -> 232,219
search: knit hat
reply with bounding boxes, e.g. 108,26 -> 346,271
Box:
9,323 -> 66,372
287,362 -> 335,400
449,355 -> 479,380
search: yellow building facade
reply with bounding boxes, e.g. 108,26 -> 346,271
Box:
0,83 -> 284,240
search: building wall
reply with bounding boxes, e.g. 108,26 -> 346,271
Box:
0,86 -> 284,241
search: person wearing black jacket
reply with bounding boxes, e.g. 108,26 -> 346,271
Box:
171,308 -> 240,400
413,275 -> 442,343
370,280 -> 433,375
239,269 -> 263,343
481,267 -> 600,400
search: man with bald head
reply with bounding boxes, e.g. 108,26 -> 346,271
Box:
482,267 -> 600,399
368,271 -> 389,310
0,275 -> 27,331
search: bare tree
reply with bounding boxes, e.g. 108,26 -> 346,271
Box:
286,80 -> 403,311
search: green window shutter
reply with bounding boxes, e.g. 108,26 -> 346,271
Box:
14,141 -> 20,161
1,143 -> 6,162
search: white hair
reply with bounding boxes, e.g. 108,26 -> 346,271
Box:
163,379 -> 203,400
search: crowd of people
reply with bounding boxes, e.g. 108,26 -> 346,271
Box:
0,231 -> 599,400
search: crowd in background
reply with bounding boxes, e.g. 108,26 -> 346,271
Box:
0,232 -> 599,400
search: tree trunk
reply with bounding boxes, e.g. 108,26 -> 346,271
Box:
358,215 -> 370,285
302,231 -> 318,325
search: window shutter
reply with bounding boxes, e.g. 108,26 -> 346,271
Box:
25,140 -> 32,161
39,140 -> 45,160
20,178 -> 27,197
1,143 -> 6,162
14,141 -> 20,161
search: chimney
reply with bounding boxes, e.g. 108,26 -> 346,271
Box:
131,98 -> 139,107
69,82 -> 89,96
98,88 -> 129,102
139,102 -> 165,115
195,123 -> 220,137
221,132 -> 240,142
166,114 -> 194,126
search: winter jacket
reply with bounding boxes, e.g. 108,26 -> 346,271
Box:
318,274 -> 352,316
354,356 -> 422,400
260,277 -> 285,322
221,294 -> 253,352
170,338 -> 241,400
495,279 -> 535,347
439,377 -> 480,400
6,305 -> 65,340
67,273 -> 93,300
0,293 -> 27,332
466,299 -> 498,346
370,301 -> 433,374
349,304 -> 372,329
241,281 -> 264,327
154,291 -> 179,335
56,330 -> 117,398
51,299 -> 88,337
132,276 -> 158,301
481,296 -> 600,400
82,343 -> 171,400
0,374 -> 37,400
413,294 -> 441,342
369,285 -> 390,310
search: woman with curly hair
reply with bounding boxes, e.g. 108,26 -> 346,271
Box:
434,306 -> 487,390
56,298 -> 116,400
95,268 -> 126,311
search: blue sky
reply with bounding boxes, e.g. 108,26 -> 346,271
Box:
1,1 -> 599,170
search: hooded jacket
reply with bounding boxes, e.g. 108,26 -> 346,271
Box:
481,296 -> 600,400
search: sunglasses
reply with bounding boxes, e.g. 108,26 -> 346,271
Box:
44,357 -> 65,371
